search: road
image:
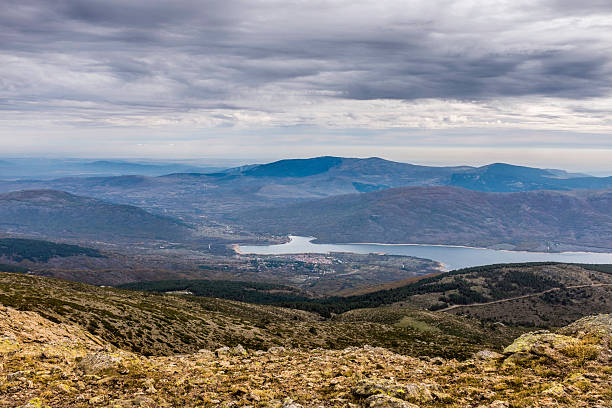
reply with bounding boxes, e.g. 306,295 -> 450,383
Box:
439,283 -> 612,312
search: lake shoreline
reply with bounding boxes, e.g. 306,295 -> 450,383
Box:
236,236 -> 612,271
291,236 -> 612,256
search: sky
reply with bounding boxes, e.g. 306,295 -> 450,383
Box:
1,0 -> 612,172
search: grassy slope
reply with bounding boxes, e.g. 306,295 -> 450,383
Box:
115,263 -> 612,327
0,189 -> 192,241
0,272 -> 525,359
346,263 -> 612,326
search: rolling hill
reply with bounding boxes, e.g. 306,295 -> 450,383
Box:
450,162 -> 612,192
0,190 -> 193,242
209,156 -> 612,193
2,157 -> 612,225
0,158 -> 224,179
336,263 -> 612,326
116,262 -> 612,327
0,237 -> 104,262
232,186 -> 612,251
0,271 -> 523,358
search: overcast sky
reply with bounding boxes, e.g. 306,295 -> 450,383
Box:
1,0 -> 612,171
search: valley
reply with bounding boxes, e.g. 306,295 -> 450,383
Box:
1,156 -> 612,407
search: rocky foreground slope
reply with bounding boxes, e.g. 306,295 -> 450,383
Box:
1,305 -> 610,408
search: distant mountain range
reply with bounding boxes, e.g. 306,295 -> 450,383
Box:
1,157 -> 612,249
0,158 -> 224,179
449,162 -> 612,192
0,190 -> 192,242
2,156 -> 611,224
232,186 -> 612,252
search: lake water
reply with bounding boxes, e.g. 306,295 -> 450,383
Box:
238,236 -> 612,270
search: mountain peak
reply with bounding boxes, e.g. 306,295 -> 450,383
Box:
241,156 -> 344,177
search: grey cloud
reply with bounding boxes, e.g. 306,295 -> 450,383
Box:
1,0 -> 612,122
548,0 -> 612,14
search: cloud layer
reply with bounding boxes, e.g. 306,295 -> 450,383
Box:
1,0 -> 612,162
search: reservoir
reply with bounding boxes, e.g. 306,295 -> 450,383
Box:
238,236 -> 612,270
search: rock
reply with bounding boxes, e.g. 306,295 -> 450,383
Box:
7,370 -> 29,380
474,350 -> 502,361
54,382 -> 71,393
401,383 -> 433,403
268,346 -> 286,354
365,395 -> 419,408
501,317 -> 612,367
132,395 -> 156,407
558,314 -> 612,339
77,352 -> 123,375
501,352 -> 532,367
197,349 -> 215,358
353,379 -> 433,403
503,331 -> 580,363
558,314 -> 611,363
89,395 -> 106,404
541,383 -> 568,399
231,344 -> 247,356
215,346 -> 231,357
505,331 -> 565,354
144,378 -> 157,394
0,332 -> 16,342
281,398 -> 303,408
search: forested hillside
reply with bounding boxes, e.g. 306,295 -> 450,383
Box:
232,186 -> 612,251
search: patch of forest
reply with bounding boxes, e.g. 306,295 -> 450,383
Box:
119,262 -> 611,318
0,238 -> 104,262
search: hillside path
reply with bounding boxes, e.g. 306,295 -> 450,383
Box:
439,283 -> 612,312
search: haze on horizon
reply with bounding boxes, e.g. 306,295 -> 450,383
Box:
2,1 -> 612,173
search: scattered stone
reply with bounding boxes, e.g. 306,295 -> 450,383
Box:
1,305 -> 610,408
